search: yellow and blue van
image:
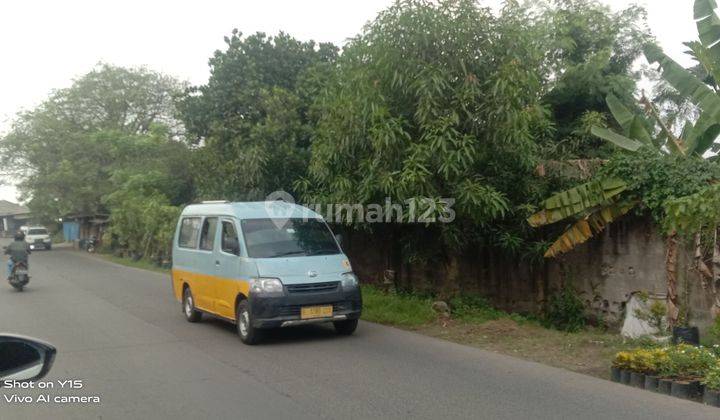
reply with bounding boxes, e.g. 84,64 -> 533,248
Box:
171,201 -> 362,344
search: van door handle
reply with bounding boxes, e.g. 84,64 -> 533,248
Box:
215,260 -> 220,266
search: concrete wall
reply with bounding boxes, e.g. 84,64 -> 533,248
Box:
547,218 -> 666,325
343,217 -> 717,331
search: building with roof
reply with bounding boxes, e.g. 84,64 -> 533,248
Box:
0,200 -> 31,236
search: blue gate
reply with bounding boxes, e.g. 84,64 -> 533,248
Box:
62,221 -> 80,241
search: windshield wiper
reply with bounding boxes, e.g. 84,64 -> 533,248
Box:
306,249 -> 340,256
270,250 -> 307,258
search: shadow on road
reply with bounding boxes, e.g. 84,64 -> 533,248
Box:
0,285 -> 36,294
200,316 -> 357,346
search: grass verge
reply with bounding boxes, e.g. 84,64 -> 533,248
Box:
361,286 -> 436,326
95,253 -> 170,274
359,285 -> 646,379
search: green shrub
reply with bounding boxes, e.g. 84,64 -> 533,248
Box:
634,298 -> 667,335
658,344 -> 716,379
709,316 -> 720,345
703,363 -> 720,391
449,294 -> 504,323
543,287 -> 586,332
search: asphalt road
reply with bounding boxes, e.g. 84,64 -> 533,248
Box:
0,244 -> 717,419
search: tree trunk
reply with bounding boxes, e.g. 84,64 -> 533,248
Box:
712,227 -> 720,318
695,232 -> 713,285
666,232 -> 679,328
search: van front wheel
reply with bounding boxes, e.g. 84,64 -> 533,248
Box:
182,288 -> 202,322
236,300 -> 260,345
333,318 -> 358,335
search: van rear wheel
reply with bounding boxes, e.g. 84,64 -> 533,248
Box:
236,300 -> 260,345
333,319 -> 358,335
182,287 -> 202,322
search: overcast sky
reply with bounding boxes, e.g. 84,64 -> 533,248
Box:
0,0 -> 697,202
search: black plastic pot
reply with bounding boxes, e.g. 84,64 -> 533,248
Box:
703,389 -> 720,407
610,367 -> 621,383
620,369 -> 632,385
670,380 -> 701,400
672,326 -> 700,345
629,372 -> 645,388
644,375 -> 659,392
658,379 -> 673,395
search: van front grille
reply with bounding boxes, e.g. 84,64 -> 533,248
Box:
285,281 -> 339,294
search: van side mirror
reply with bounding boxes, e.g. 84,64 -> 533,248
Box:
334,233 -> 342,245
0,335 -> 56,382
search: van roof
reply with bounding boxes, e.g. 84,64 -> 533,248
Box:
181,201 -> 323,220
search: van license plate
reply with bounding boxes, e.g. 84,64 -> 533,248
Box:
300,305 -> 333,319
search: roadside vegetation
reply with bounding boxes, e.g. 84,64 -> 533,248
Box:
6,0 -> 720,378
351,285 -> 650,378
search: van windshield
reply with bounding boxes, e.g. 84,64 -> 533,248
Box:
28,228 -> 47,235
241,218 -> 340,258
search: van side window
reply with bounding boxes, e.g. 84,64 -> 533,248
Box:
221,221 -> 240,255
178,217 -> 201,248
199,217 -> 218,251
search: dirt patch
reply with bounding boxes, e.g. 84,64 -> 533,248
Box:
409,318 -> 628,379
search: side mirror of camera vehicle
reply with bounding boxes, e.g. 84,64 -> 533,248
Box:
0,335 -> 56,382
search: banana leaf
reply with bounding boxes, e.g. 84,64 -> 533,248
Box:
590,126 -> 643,152
644,43 -> 720,123
628,116 -> 653,147
686,110 -> 720,155
605,93 -> 634,134
527,177 -> 627,227
684,41 -> 720,86
695,0 -> 720,64
695,123 -> 720,155
543,200 -> 637,258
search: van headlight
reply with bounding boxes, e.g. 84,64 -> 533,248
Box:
341,272 -> 358,290
250,278 -> 284,295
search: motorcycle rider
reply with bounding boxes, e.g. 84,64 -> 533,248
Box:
5,231 -> 30,279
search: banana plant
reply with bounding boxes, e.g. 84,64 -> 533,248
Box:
531,0 -> 720,258
528,93 -> 661,258
530,90 -> 709,258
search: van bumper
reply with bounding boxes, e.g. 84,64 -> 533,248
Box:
248,288 -> 362,329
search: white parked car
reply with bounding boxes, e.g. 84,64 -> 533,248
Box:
21,226 -> 52,250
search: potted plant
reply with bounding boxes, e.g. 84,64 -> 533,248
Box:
612,351 -> 633,384
661,344 -> 715,400
702,363 -> 720,407
628,349 -> 656,389
638,348 -> 667,391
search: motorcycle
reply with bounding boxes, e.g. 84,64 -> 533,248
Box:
86,236 -> 96,253
9,260 -> 29,291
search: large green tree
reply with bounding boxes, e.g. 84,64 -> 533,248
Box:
540,0 -> 651,159
177,31 -> 338,200
299,0 -> 649,274
0,64 -> 192,221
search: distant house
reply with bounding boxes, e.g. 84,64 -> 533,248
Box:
0,200 -> 31,236
61,214 -> 109,243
